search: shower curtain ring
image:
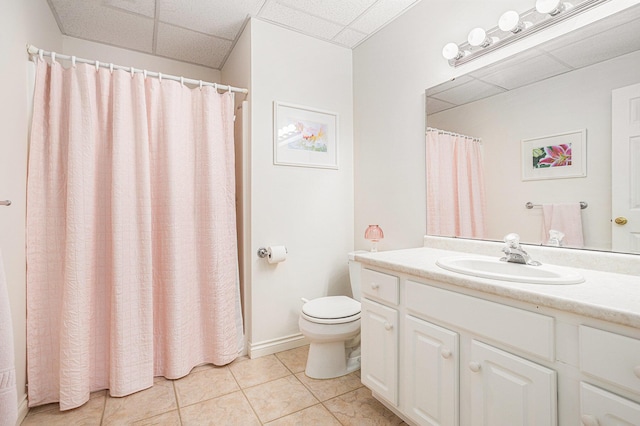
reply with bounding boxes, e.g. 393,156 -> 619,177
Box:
95,60 -> 100,71
51,52 -> 56,63
71,56 -> 76,67
38,49 -> 43,61
109,63 -> 114,73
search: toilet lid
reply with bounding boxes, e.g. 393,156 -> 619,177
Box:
302,296 -> 361,320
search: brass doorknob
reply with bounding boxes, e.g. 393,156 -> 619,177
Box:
615,217 -> 628,225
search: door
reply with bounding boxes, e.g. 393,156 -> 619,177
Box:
404,315 -> 459,426
361,298 -> 398,405
611,83 -> 640,253
468,340 -> 557,426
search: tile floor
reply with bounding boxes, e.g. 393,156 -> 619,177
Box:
21,345 -> 407,425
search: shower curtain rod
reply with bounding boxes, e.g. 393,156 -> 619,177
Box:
426,126 -> 481,142
26,44 -> 249,95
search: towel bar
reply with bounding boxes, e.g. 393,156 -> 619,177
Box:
525,201 -> 587,210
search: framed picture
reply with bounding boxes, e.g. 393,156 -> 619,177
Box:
521,129 -> 586,181
273,101 -> 338,169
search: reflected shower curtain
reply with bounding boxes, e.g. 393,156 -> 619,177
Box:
426,129 -> 486,238
26,58 -> 243,410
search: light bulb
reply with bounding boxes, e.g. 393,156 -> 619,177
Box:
442,42 -> 462,60
468,28 -> 492,47
536,0 -> 570,15
499,10 -> 523,33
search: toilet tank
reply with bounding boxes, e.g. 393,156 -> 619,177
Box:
348,251 -> 367,301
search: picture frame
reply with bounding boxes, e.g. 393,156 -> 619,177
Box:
273,101 -> 338,169
521,129 -> 586,181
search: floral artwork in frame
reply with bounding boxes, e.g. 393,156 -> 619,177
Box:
273,101 -> 338,169
521,129 -> 586,181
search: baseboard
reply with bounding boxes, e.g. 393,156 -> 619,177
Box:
16,394 -> 28,425
248,333 -> 309,358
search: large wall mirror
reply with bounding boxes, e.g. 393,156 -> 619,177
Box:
426,4 -> 640,255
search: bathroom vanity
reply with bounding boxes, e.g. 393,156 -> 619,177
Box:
355,238 -> 640,426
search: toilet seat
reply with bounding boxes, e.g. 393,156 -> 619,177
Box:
301,296 -> 361,325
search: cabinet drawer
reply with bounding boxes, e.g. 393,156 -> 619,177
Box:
406,280 -> 555,361
580,382 -> 640,425
579,326 -> 640,394
361,268 -> 399,305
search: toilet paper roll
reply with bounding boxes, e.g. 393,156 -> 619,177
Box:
267,246 -> 287,264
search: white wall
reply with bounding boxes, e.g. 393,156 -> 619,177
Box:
0,0 -> 62,419
429,50 -> 640,250
247,19 -> 354,355
221,23 -> 252,346
353,0 -> 640,251
62,37 -> 219,83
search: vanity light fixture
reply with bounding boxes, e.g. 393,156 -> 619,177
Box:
442,42 -> 464,60
442,0 -> 607,67
536,0 -> 572,16
364,225 -> 384,252
467,28 -> 496,47
498,11 -> 528,33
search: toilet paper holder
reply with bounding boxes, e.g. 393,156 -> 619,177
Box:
257,246 -> 288,258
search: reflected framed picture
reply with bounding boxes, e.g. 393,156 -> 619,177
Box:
273,101 -> 338,169
521,129 -> 586,181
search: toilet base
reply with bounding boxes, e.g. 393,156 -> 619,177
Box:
305,341 -> 361,379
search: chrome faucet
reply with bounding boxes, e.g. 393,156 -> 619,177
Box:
500,233 -> 541,266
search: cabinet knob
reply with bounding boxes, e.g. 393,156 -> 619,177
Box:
469,361 -> 481,372
371,283 -> 379,290
384,322 -> 393,331
441,348 -> 452,359
580,414 -> 600,426
633,365 -> 640,379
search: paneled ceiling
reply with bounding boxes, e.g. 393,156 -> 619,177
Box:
46,0 -> 421,69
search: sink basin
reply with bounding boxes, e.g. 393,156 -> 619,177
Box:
436,256 -> 585,285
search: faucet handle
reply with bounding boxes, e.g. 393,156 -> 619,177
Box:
503,233 -> 521,248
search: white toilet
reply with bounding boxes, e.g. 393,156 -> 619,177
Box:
299,253 -> 362,379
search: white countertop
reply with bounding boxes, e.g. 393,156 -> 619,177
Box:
354,247 -> 640,329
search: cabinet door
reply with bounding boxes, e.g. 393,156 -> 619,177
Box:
468,340 -> 557,426
404,315 -> 459,426
361,298 -> 399,405
580,382 -> 640,425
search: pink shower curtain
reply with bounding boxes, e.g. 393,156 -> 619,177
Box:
26,58 -> 243,410
426,129 -> 486,238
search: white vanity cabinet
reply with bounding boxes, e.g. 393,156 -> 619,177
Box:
360,268 -> 400,406
405,278 -> 557,426
357,258 -> 640,426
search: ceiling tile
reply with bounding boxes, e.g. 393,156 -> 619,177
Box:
155,23 -> 232,68
101,0 -> 155,18
544,19 -> 640,69
426,97 -> 457,115
276,0 -> 376,25
332,28 -> 368,48
350,0 -> 418,34
258,1 -> 344,41
475,52 -> 572,91
431,79 -> 506,106
158,0 -> 264,40
426,75 -> 474,97
50,0 -> 154,53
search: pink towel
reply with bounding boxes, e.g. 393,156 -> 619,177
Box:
542,203 -> 584,248
0,250 -> 17,426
